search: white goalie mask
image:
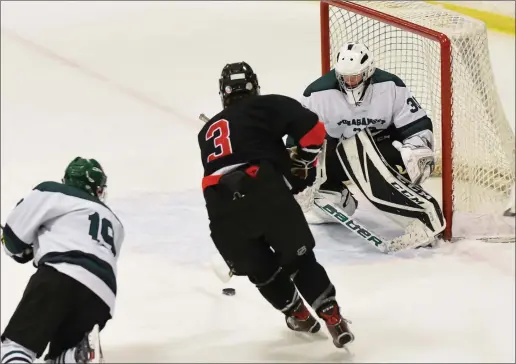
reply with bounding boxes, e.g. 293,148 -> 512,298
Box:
334,43 -> 375,105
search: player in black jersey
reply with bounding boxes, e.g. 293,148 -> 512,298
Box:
198,62 -> 354,349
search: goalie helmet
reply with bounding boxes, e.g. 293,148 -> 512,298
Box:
334,42 -> 375,105
62,157 -> 108,201
219,62 -> 260,108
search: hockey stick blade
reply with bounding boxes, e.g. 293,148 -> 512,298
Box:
313,196 -> 391,253
210,253 -> 233,283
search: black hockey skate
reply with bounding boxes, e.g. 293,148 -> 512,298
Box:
285,299 -> 321,333
74,324 -> 104,363
317,300 -> 354,348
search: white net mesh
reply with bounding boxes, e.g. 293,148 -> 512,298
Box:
315,0 -> 515,240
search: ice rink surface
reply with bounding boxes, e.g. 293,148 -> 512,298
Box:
1,2 -> 515,362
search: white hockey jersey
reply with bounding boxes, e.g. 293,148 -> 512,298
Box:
300,68 -> 434,148
1,181 -> 125,316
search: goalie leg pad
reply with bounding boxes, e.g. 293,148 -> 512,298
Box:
336,130 -> 445,242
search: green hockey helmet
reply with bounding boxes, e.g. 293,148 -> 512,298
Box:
62,157 -> 107,200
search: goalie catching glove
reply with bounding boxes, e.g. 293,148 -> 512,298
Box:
393,134 -> 435,185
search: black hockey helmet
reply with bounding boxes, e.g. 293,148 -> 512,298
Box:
219,62 -> 260,108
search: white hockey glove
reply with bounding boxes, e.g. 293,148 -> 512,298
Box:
392,135 -> 435,185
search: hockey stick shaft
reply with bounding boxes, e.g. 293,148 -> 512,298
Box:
199,111 -> 234,281
199,113 -> 210,123
210,253 -> 234,283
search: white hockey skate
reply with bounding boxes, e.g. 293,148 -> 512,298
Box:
305,189 -> 357,224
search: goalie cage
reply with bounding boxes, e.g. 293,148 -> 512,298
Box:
296,0 -> 515,244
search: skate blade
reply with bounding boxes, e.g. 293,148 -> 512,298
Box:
341,345 -> 355,360
333,332 -> 354,349
291,329 -> 329,343
324,345 -> 355,362
337,335 -> 355,360
289,321 -> 328,342
88,324 -> 104,364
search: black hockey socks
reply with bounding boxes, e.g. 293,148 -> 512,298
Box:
249,268 -> 299,313
290,251 -> 336,308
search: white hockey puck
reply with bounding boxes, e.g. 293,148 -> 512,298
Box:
222,288 -> 236,296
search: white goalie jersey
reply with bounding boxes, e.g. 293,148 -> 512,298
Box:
300,68 -> 434,149
1,181 -> 125,316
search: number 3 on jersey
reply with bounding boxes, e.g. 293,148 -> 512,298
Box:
205,119 -> 233,163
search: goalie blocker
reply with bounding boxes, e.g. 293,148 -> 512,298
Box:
314,129 -> 446,252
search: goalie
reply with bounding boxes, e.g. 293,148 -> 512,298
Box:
294,42 -> 445,247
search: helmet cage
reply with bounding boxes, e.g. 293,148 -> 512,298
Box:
334,43 -> 375,104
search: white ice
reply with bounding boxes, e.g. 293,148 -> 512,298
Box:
1,2 -> 514,362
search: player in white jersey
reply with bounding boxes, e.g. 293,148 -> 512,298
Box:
1,157 -> 125,364
295,42 -> 442,231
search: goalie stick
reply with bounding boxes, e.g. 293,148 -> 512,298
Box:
312,193 -> 436,253
313,196 -> 391,253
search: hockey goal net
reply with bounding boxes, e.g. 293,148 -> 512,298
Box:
317,0 -> 515,242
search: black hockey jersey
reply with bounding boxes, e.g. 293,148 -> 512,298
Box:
198,94 -> 325,189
